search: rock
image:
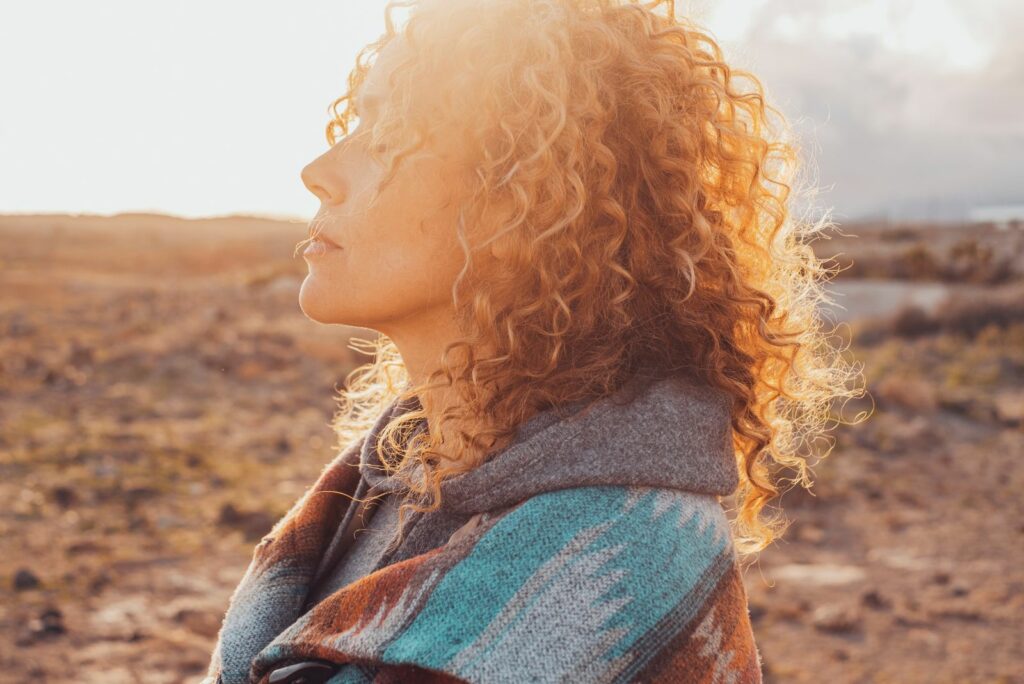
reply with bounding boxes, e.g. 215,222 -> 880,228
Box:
173,607 -> 223,638
218,503 -> 277,542
66,539 -> 109,556
893,610 -> 931,628
994,390 -> 1024,427
861,589 -> 893,611
932,607 -> 984,622
29,607 -> 66,637
772,600 -> 812,622
772,563 -> 867,586
51,485 -> 77,508
812,603 -> 862,633
13,568 -> 41,591
89,570 -> 113,594
68,342 -> 95,368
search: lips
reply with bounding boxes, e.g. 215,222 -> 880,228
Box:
308,230 -> 342,249
304,237 -> 341,258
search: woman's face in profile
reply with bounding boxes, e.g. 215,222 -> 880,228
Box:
298,37 -> 469,334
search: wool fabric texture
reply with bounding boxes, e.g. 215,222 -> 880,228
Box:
303,484 -> 405,607
202,373 -> 764,683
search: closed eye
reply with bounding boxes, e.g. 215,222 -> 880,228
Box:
342,121 -> 390,161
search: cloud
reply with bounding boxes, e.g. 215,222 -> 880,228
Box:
707,0 -> 1024,220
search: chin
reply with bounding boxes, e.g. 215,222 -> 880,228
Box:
298,275 -> 344,324
298,273 -> 383,329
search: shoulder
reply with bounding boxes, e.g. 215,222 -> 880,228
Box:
393,485 -> 761,682
475,484 -> 736,573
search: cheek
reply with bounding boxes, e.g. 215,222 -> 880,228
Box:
369,210 -> 464,307
299,161 -> 467,325
370,161 -> 465,288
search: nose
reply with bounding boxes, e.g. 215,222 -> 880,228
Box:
301,147 -> 347,204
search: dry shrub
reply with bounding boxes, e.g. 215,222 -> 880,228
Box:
939,286 -> 1024,336
871,375 -> 939,412
818,227 -> 1021,285
891,306 -> 941,339
858,283 -> 1024,344
899,244 -> 943,281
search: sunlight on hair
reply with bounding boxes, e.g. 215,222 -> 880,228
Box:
313,0 -> 866,560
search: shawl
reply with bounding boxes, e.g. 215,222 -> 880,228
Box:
202,373 -> 763,683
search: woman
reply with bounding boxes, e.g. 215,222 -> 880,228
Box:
203,0 -> 861,682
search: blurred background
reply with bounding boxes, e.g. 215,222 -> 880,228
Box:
1,1 -> 1021,682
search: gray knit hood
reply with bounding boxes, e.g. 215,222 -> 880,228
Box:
357,372 -> 740,515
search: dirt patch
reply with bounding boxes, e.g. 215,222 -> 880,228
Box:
2,214 -> 1021,683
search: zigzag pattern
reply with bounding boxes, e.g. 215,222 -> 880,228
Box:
243,485 -> 762,683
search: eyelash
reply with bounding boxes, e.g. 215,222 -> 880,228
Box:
336,118 -> 390,160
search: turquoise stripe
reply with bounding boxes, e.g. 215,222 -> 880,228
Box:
381,486 -> 730,673
382,486 -> 629,668
599,489 -> 729,662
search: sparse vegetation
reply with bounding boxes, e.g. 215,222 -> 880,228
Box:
818,221 -> 1024,284
855,282 -> 1024,345
2,214 -> 1022,683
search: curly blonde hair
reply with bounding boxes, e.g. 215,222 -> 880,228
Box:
304,0 -> 865,559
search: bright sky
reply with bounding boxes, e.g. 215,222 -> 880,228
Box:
0,0 -> 1009,221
